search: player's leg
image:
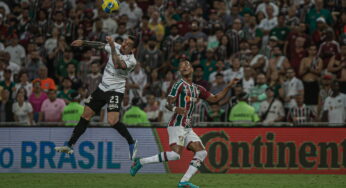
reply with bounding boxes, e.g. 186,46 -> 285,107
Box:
106,91 -> 136,160
55,89 -> 104,154
130,126 -> 185,176
178,129 -> 207,188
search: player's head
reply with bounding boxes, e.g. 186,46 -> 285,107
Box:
121,34 -> 139,54
179,60 -> 193,77
331,80 -> 340,94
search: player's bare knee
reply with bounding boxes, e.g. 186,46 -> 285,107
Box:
108,116 -> 119,125
82,106 -> 95,120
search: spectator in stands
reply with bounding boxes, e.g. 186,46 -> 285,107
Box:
207,103 -> 226,123
200,49 -> 217,81
138,35 -> 163,73
193,65 -> 210,90
62,92 -> 84,126
44,27 -> 60,56
299,44 -> 323,113
122,97 -> 150,126
229,92 -> 260,124
211,73 -> 227,95
12,92 -> 33,125
250,43 -> 268,74
111,23 -> 128,41
184,20 -> 207,41
267,45 -> 290,77
283,68 -> 304,109
66,63 -> 82,90
161,24 -> 182,60
56,47 -> 79,81
312,17 -> 330,46
144,94 -> 160,122
5,34 -> 25,66
287,36 -> 308,74
322,81 -> 346,124
99,11 -> 118,34
286,6 -> 300,28
209,60 -> 226,84
37,66 -> 56,92
160,70 -> 173,97
305,0 -> 333,34
328,43 -> 346,93
29,80 -> 47,122
242,66 -> 255,94
0,69 -> 15,97
224,58 -> 244,83
14,71 -> 32,98
57,78 -> 75,104
226,18 -> 244,56
318,30 -> 340,68
222,83 -> 243,119
1,51 -> 20,76
256,0 -> 279,18
85,61 -> 102,95
270,14 -> 290,47
119,0 -> 143,29
25,50 -> 44,80
149,10 -> 165,41
40,89 -> 65,122
243,16 -> 263,46
128,63 -> 147,101
258,5 -> 278,46
249,73 -> 268,113
287,94 -> 316,125
0,89 -> 14,122
259,87 -> 285,124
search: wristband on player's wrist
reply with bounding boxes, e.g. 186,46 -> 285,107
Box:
172,107 -> 176,112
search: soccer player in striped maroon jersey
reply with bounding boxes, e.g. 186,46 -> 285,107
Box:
131,61 -> 238,188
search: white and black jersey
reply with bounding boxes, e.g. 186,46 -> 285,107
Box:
99,42 -> 137,93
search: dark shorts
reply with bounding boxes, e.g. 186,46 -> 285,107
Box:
85,87 -> 124,113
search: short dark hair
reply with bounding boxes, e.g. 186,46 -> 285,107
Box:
193,65 -> 204,71
215,73 -> 224,77
128,33 -> 139,48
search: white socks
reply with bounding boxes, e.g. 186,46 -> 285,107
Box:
140,151 -> 180,165
180,150 -> 207,182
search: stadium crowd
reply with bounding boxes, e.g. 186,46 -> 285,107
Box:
0,0 -> 345,126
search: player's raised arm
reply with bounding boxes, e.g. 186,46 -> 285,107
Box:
206,79 -> 239,103
106,36 -> 128,70
71,39 -> 106,50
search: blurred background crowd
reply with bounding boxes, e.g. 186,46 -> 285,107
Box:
0,0 -> 345,126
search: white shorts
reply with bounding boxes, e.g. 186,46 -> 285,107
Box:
167,126 -> 204,148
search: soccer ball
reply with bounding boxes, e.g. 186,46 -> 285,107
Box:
101,0 -> 119,13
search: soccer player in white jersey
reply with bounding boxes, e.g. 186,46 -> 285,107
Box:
130,61 -> 238,188
55,35 -> 139,160
322,81 -> 346,125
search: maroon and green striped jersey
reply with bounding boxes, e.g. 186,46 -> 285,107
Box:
168,79 -> 211,127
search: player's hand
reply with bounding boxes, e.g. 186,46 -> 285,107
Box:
106,36 -> 114,45
175,107 -> 186,115
71,40 -> 83,47
227,78 -> 239,88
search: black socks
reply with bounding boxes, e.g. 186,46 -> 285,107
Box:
113,121 -> 135,145
68,117 -> 89,147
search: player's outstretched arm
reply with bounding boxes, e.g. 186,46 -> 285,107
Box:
206,79 -> 239,103
71,40 -> 106,50
106,36 -> 128,70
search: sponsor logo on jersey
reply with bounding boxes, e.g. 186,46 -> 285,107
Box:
108,104 -> 119,110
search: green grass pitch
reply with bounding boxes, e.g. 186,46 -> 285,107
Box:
0,173 -> 345,188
